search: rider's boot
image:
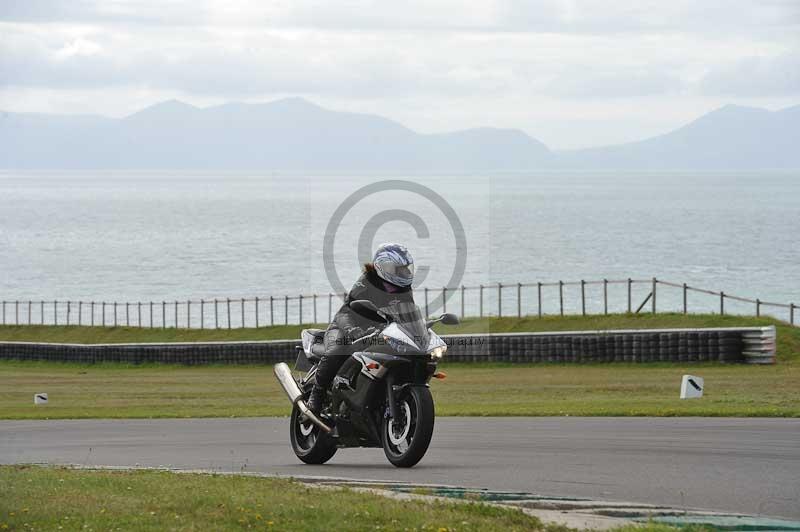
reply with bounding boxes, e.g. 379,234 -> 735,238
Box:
306,384 -> 326,415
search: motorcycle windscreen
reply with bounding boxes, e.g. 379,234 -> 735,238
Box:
380,301 -> 430,351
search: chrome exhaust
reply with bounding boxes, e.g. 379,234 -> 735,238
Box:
273,362 -> 332,433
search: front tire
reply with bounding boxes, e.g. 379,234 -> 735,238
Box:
289,404 -> 337,464
382,385 -> 435,468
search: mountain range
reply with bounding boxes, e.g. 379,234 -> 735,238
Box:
1,98 -> 798,170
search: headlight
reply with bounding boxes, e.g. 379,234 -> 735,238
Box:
430,345 -> 447,360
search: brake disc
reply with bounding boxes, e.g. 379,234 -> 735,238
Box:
388,401 -> 412,445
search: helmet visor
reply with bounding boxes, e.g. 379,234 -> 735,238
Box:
378,260 -> 415,285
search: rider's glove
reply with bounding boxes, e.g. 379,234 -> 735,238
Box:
363,326 -> 380,337
344,325 -> 380,344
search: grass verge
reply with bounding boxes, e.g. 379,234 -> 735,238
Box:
0,465 -> 705,532
1,361 -> 797,419
0,465 -> 557,532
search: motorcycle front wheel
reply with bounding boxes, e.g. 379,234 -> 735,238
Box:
381,385 -> 435,468
289,404 -> 337,464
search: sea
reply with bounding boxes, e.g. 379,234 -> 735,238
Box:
1,171 -> 798,323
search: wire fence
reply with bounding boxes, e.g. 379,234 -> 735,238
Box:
1,278 -> 797,329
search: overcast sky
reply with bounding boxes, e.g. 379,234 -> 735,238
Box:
1,0 -> 799,149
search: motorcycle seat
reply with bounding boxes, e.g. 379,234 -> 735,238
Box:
310,342 -> 327,359
302,328 -> 327,360
305,328 -> 326,339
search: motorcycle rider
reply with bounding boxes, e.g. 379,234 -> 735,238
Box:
307,243 -> 416,414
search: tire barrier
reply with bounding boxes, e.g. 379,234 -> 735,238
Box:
441,327 -> 773,364
0,326 -> 775,365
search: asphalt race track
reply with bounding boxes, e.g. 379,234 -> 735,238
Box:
2,417 -> 798,519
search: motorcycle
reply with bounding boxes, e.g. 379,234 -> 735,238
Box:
273,299 -> 459,468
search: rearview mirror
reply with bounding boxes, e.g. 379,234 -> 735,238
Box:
440,313 -> 460,325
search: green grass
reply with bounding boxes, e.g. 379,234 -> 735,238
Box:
1,314 -> 798,419
1,360 -> 797,419
0,466 -> 708,532
0,465 -> 560,532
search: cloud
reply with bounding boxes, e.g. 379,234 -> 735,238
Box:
699,53 -> 800,97
1,0 -> 798,148
2,0 -> 798,34
540,66 -> 685,99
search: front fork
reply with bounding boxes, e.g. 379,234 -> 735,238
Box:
384,365 -> 435,420
385,373 -> 399,420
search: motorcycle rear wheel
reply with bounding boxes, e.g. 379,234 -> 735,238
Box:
290,404 -> 337,464
382,385 -> 435,468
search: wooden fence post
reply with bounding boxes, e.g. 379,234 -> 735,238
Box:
442,287 -> 447,313
1,301 -> 4,325
161,301 -> 165,329
497,283 -> 502,317
91,301 -> 95,326
284,296 -> 288,325
102,301 -> 106,327
241,298 -> 245,328
517,283 -> 522,318
40,301 -> 44,325
226,298 -> 232,329
126,302 -> 130,326
627,278 -> 632,313
15,300 -> 19,325
137,302 -> 142,327
214,299 -> 219,329
756,299 -> 761,317
558,281 -> 564,316
299,295 -> 303,325
79,301 -> 83,326
255,297 -> 259,328
461,285 -> 465,318
173,301 -> 177,329
720,292 -> 725,315
270,296 -> 274,326
30,300 -> 33,325
683,283 -> 688,314
791,303 -> 795,325
580,280 -> 586,316
479,285 -> 484,318
651,278 -> 657,314
537,282 -> 542,317
603,279 -> 608,315
53,301 -> 57,326
149,301 -> 153,328
187,300 -> 191,329
114,302 -> 118,327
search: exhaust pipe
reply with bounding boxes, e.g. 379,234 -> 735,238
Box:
273,362 -> 332,433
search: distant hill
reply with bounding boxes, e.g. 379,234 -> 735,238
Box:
1,99 -> 798,170
557,104 -> 800,170
0,97 -> 551,171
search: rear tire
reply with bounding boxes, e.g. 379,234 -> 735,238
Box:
289,404 -> 337,464
381,385 -> 435,468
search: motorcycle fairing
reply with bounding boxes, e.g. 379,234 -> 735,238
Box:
380,302 -> 430,349
427,331 -> 446,351
382,322 -> 446,355
353,351 -> 410,380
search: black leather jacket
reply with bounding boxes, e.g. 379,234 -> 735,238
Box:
330,267 -> 414,342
